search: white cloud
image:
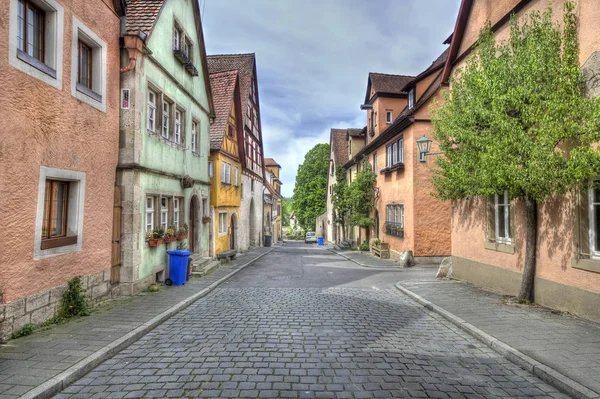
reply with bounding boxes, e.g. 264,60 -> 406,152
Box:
201,0 -> 460,197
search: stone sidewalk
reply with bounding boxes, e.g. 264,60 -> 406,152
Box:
329,249 -> 400,268
396,271 -> 600,399
0,246 -> 276,399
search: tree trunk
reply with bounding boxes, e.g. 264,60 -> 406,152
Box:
518,196 -> 537,302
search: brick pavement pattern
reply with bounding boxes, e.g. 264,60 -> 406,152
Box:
50,245 -> 569,399
398,278 -> 600,396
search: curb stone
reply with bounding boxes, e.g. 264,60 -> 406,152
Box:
19,248 -> 276,399
329,249 -> 401,269
394,282 -> 600,399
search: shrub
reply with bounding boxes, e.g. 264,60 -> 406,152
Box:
58,277 -> 90,319
11,323 -> 35,339
358,240 -> 370,252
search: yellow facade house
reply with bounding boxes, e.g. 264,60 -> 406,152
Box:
265,158 -> 283,243
208,71 -> 244,255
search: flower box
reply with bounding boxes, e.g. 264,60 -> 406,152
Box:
164,237 -> 176,243
176,234 -> 187,241
148,238 -> 164,247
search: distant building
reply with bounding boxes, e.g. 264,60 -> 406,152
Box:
264,158 -> 283,243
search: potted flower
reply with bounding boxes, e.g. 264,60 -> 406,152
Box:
176,223 -> 188,240
202,216 -> 211,224
147,227 -> 164,247
164,226 -> 177,243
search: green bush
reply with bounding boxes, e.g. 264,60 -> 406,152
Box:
358,240 -> 370,252
58,277 -> 90,319
11,323 -> 35,339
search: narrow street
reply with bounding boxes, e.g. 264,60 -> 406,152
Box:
54,243 -> 567,399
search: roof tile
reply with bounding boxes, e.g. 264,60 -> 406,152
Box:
125,0 -> 165,35
208,71 -> 238,150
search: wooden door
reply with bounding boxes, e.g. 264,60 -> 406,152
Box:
230,215 -> 235,249
110,187 -> 121,284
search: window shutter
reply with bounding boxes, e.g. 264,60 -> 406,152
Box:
486,195 -> 496,242
576,187 -> 590,259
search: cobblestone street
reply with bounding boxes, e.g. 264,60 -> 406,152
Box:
53,243 -> 568,398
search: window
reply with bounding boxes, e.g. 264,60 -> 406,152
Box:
35,167 -> 85,258
408,88 -> 415,109
494,191 -> 511,243
18,1 -> 45,63
173,198 -> 180,230
191,121 -> 198,153
162,101 -> 170,139
330,162 -> 334,176
386,111 -> 393,124
182,37 -> 190,58
10,0 -> 64,88
374,112 -> 377,126
234,166 -> 239,186
221,161 -> 231,184
145,196 -> 154,233
218,212 -> 228,235
71,17 -> 106,110
386,137 -> 404,167
385,204 -> 404,238
77,40 -> 92,89
160,197 -> 168,230
373,152 -> 377,172
208,161 -> 214,178
174,109 -> 182,144
147,89 -> 156,132
173,26 -> 180,50
121,88 -> 130,109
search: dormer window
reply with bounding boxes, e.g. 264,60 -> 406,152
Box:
386,111 -> 393,124
408,88 -> 415,109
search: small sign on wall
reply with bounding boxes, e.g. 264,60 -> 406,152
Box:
121,88 -> 130,109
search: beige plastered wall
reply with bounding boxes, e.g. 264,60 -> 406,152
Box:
450,0 -> 600,313
0,0 -> 120,303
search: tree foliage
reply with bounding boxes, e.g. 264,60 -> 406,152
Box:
332,166 -> 350,229
348,157 -> 377,231
431,1 -> 600,300
292,143 -> 330,230
281,197 -> 292,227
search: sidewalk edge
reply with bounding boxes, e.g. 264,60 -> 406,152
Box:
20,248 -> 275,399
394,282 -> 600,399
329,249 -> 401,269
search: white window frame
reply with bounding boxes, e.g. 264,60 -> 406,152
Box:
173,26 -> 180,50
191,121 -> 198,153
145,196 -> 154,233
160,197 -> 168,230
494,191 -> 511,243
392,143 -> 398,165
221,161 -> 231,184
162,101 -> 170,139
8,0 -> 64,90
386,111 -> 393,124
208,161 -> 214,178
147,89 -> 156,133
173,198 -> 180,230
218,211 -> 228,236
397,137 -> 404,163
386,146 -> 392,167
70,17 -> 107,112
386,204 -> 404,228
234,166 -> 239,186
174,109 -> 182,144
408,88 -> 415,109
34,167 -> 86,259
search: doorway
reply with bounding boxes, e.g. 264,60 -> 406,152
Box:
230,213 -> 237,250
189,195 -> 199,253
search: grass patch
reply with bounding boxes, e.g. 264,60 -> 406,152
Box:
11,323 -> 35,339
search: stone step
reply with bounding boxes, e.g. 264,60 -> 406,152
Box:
191,256 -> 212,271
191,260 -> 221,278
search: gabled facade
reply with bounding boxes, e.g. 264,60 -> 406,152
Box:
325,128 -> 350,243
343,49 -> 452,261
265,158 -> 283,243
208,54 -> 266,249
0,0 -> 122,337
116,0 -> 214,293
208,70 -> 243,255
444,0 -> 600,322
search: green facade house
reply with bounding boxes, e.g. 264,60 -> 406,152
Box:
115,0 -> 215,294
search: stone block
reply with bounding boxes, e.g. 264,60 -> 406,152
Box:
5,298 -> 26,319
104,270 -> 111,282
91,282 -> 110,300
111,283 -> 133,297
50,284 -> 68,304
0,305 -> 5,323
398,250 -> 414,268
31,305 -> 56,325
26,290 -> 50,313
14,313 -> 31,329
0,318 -> 14,340
436,257 -> 453,279
80,275 -> 90,290
89,271 -> 105,288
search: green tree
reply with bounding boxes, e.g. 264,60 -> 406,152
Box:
348,157 -> 377,241
282,197 -> 292,227
332,166 -> 351,240
431,2 -> 600,301
292,143 -> 330,230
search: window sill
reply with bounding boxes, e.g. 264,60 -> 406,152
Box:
76,83 -> 102,102
17,49 -> 57,79
380,164 -> 404,174
484,240 -> 515,254
571,257 -> 600,274
41,235 -> 78,250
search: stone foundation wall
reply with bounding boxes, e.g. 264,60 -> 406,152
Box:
0,269 -> 113,341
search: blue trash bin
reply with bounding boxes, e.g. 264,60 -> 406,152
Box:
318,237 -> 324,246
166,250 -> 192,286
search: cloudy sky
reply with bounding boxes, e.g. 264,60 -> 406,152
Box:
201,0 -> 461,197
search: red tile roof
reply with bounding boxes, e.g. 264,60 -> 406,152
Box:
370,73 -> 415,95
330,128 -> 349,166
264,158 -> 281,168
208,71 -> 238,151
125,0 -> 165,35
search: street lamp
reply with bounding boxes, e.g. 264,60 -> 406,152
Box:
416,135 -> 443,162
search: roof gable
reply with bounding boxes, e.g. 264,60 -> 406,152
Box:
209,71 -> 239,150
330,128 -> 350,166
364,73 -> 415,104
